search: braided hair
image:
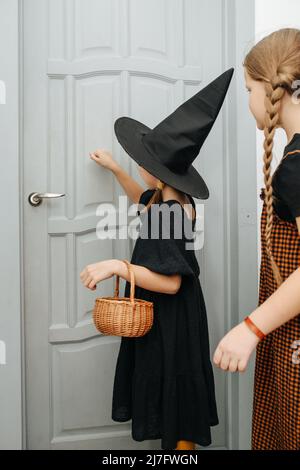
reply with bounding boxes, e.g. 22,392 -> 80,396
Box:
243,28 -> 300,287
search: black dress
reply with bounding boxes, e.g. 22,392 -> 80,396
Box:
111,188 -> 219,449
271,132 -> 300,222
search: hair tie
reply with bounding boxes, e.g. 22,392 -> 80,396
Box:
156,180 -> 164,190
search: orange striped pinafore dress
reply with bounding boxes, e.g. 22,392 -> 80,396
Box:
251,141 -> 300,450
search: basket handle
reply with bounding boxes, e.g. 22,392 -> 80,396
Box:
113,259 -> 135,306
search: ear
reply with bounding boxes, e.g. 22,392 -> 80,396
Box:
296,216 -> 300,236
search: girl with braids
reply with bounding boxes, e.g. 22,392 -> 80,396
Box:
213,28 -> 300,450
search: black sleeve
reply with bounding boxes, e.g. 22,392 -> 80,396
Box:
276,153 -> 300,218
133,201 -> 195,277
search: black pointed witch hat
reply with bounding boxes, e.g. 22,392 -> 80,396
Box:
114,67 -> 234,199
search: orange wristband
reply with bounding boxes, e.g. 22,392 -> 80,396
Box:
244,316 -> 266,341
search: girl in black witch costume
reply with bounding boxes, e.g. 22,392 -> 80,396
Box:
80,69 -> 234,450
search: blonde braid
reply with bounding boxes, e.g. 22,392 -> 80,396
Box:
263,77 -> 286,287
243,28 -> 300,287
140,179 -> 166,215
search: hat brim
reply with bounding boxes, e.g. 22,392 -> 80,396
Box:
114,117 -> 209,199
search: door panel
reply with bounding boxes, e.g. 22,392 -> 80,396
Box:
24,0 -> 242,449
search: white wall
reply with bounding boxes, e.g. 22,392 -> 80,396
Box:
0,0 -> 23,449
255,0 -> 300,270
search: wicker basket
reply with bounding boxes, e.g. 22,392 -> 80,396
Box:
92,259 -> 154,337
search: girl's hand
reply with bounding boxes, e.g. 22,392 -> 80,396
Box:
80,259 -> 119,290
213,320 -> 260,372
89,148 -> 119,172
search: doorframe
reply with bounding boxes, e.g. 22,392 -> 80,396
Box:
224,0 -> 257,450
0,0 -> 256,450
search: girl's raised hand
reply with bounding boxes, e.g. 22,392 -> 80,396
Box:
80,259 -> 118,291
89,148 -> 118,172
213,321 -> 260,373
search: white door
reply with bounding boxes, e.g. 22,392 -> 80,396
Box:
23,0 -> 256,449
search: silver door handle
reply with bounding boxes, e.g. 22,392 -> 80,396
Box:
28,192 -> 65,207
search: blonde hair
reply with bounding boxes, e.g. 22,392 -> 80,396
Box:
140,178 -> 194,220
243,27 -> 300,287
